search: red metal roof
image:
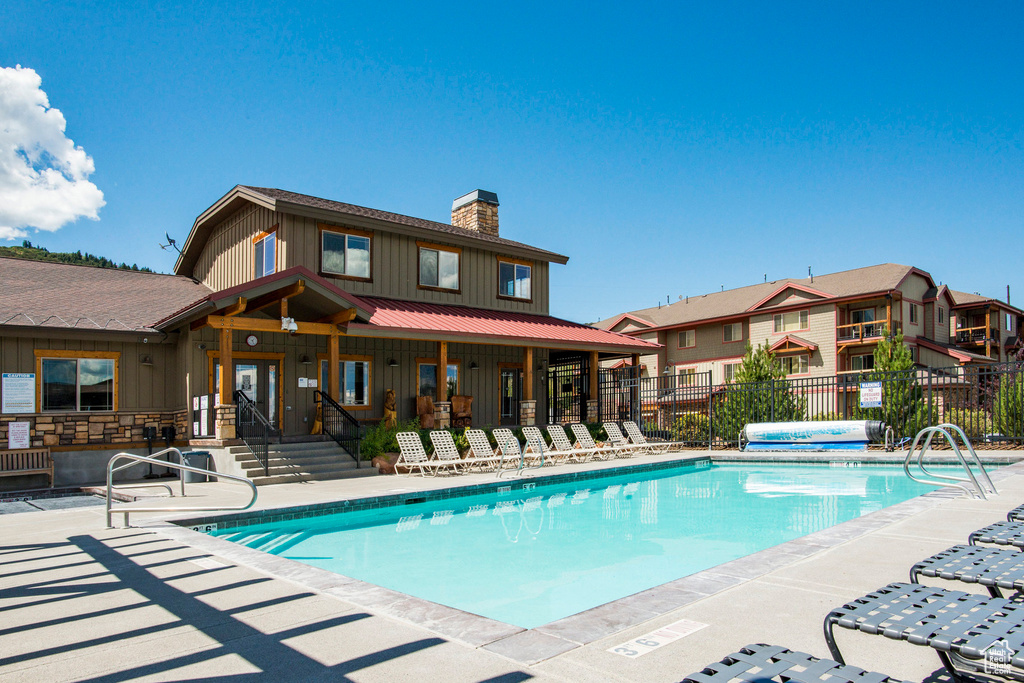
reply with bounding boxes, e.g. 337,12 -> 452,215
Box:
350,297 -> 661,352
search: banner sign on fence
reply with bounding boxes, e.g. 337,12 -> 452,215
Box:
859,381 -> 883,409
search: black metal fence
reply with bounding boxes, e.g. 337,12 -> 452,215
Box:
548,354 -> 589,425
594,362 -> 1024,449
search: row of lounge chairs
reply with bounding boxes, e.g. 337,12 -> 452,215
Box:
682,506 -> 1024,682
395,421 -> 686,477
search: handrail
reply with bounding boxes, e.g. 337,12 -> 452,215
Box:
902,424 -> 998,500
234,390 -> 271,476
313,390 -> 362,467
106,447 -> 257,528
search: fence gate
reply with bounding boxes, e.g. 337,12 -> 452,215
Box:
547,353 -> 588,424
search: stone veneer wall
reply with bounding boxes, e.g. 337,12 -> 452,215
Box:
0,410 -> 189,449
451,200 -> 499,236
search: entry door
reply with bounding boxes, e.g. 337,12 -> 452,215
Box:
500,367 -> 522,426
215,359 -> 279,427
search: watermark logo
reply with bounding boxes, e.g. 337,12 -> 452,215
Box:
984,639 -> 1015,676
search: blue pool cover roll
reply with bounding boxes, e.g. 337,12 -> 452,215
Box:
743,420 -> 885,452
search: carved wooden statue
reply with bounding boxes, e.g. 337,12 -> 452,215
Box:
383,389 -> 397,430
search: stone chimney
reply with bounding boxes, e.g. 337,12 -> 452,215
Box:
451,190 -> 499,237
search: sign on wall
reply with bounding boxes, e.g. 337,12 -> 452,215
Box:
8,421 -> 31,449
859,381 -> 883,409
2,373 -> 36,414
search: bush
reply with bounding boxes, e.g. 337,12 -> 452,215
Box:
993,373 -> 1024,438
811,412 -> 841,422
360,418 -> 421,460
943,407 -> 995,439
671,413 -> 709,442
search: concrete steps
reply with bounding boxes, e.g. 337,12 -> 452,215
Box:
229,439 -> 375,486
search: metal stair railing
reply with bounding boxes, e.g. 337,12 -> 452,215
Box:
903,423 -> 998,499
313,390 -> 362,467
234,390 -> 271,476
106,447 -> 257,528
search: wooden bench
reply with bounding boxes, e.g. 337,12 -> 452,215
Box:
0,448 -> 54,487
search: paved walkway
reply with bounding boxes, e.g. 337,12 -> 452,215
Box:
2,451 -> 1023,681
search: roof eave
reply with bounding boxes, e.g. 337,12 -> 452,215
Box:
175,185 -> 279,275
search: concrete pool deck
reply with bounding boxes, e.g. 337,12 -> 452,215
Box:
3,450 -> 1024,682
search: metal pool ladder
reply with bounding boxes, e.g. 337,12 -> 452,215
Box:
106,447 -> 258,528
903,424 -> 997,500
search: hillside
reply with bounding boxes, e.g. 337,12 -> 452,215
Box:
0,241 -> 153,272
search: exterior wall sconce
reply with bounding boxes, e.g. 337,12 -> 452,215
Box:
281,317 -> 298,333
140,354 -> 154,366
299,354 -> 312,365
388,358 -> 399,367
469,361 -> 479,370
663,365 -> 672,375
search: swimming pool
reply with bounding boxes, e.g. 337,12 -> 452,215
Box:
213,462 -> 937,628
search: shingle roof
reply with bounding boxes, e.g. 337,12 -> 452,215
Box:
593,263 -> 917,330
240,186 -> 569,263
0,258 -> 212,333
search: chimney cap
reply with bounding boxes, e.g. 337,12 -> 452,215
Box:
452,189 -> 499,211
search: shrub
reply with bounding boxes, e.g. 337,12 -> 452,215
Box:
671,413 -> 709,442
811,412 -> 841,422
943,407 -> 995,439
993,372 -> 1024,438
360,418 -> 420,460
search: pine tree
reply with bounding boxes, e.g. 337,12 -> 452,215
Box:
712,341 -> 806,442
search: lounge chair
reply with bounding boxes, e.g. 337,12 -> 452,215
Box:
911,543 -> 1024,598
428,431 -> 468,475
969,520 -> 1024,549
493,428 -> 526,472
1007,505 -> 1024,523
546,424 -> 590,463
682,643 -> 910,683
569,423 -> 619,460
396,432 -> 457,477
602,422 -> 639,457
464,429 -> 505,472
823,581 -> 1024,680
522,427 -> 558,466
622,420 -> 689,454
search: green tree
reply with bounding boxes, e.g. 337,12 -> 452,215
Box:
993,350 -> 1024,438
711,341 -> 806,443
853,328 -> 933,437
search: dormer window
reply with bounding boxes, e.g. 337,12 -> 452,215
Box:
320,225 -> 371,281
418,242 -> 460,292
254,230 -> 276,278
498,258 -> 532,300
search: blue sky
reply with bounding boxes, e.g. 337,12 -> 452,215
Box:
2,2 -> 1022,322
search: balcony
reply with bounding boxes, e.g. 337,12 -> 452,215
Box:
955,326 -> 1000,346
837,320 -> 900,345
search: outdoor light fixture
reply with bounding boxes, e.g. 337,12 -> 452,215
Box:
281,317 -> 298,333
469,361 -> 479,370
388,358 -> 399,367
299,354 -> 312,365
663,366 -> 672,375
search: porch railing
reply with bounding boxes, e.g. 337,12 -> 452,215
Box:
234,390 -> 271,476
837,321 -> 900,342
955,326 -> 1000,345
314,390 -> 362,466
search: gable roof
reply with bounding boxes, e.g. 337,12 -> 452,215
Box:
0,257 -> 212,334
174,185 -> 570,276
949,289 -> 1023,314
592,263 -> 919,332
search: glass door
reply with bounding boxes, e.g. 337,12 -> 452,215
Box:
214,359 -> 280,428
500,367 -> 522,426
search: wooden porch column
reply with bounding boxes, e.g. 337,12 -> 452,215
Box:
219,327 -> 232,404
886,298 -> 892,335
589,351 -> 599,399
329,333 -> 340,401
436,341 -> 448,403
986,307 -> 993,359
523,347 -> 534,401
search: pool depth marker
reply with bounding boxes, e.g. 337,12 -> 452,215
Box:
608,619 -> 708,658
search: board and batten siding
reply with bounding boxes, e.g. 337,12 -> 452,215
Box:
281,214 -> 551,315
0,335 -> 182,411
192,205 -> 282,290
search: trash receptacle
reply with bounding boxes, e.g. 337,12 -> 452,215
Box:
181,451 -> 211,483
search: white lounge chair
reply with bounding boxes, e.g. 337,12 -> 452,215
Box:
493,428 -> 530,472
569,423 -> 620,460
464,429 -> 505,472
602,422 -> 640,458
523,426 -> 572,465
623,420 -> 688,454
547,424 -> 590,463
428,431 -> 468,475
396,432 -> 458,476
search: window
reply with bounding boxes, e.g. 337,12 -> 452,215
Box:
417,360 -> 460,399
319,356 -> 372,408
678,329 -> 695,348
321,227 -> 371,280
723,363 -> 740,383
773,310 -> 809,333
418,243 -> 460,291
254,231 -> 276,278
778,355 -> 808,376
1008,314 -> 1014,332
498,259 -> 532,300
938,308 -> 945,324
677,367 -> 697,385
723,322 -> 743,343
37,351 -> 117,412
851,354 -> 874,371
909,303 -> 919,325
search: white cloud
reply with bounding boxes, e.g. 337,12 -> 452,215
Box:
0,65 -> 105,240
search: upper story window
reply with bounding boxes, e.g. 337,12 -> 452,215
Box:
723,322 -> 743,343
909,303 -> 919,325
1008,314 -> 1015,332
321,226 -> 371,281
678,330 -> 695,348
498,258 -> 532,300
36,350 -> 118,412
938,307 -> 945,324
254,230 -> 277,279
778,354 -> 808,376
773,310 -> 808,333
418,242 -> 460,292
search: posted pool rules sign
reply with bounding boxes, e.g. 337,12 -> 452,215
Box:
860,381 -> 883,409
2,373 -> 35,413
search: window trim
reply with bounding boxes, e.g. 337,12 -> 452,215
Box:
315,353 -> 373,411
676,366 -> 697,385
678,329 -> 696,349
496,256 -> 534,303
35,349 -> 120,412
415,357 -> 462,398
723,362 -> 741,383
850,353 -> 875,372
938,307 -> 945,325
318,223 -> 373,283
252,225 -> 279,279
722,322 -> 743,344
772,309 -> 810,334
777,353 -> 810,377
908,302 -> 919,326
417,241 -> 462,293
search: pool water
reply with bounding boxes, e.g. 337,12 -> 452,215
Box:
214,463 -> 937,628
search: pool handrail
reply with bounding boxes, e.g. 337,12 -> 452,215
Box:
106,448 -> 257,528
902,424 -> 997,500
